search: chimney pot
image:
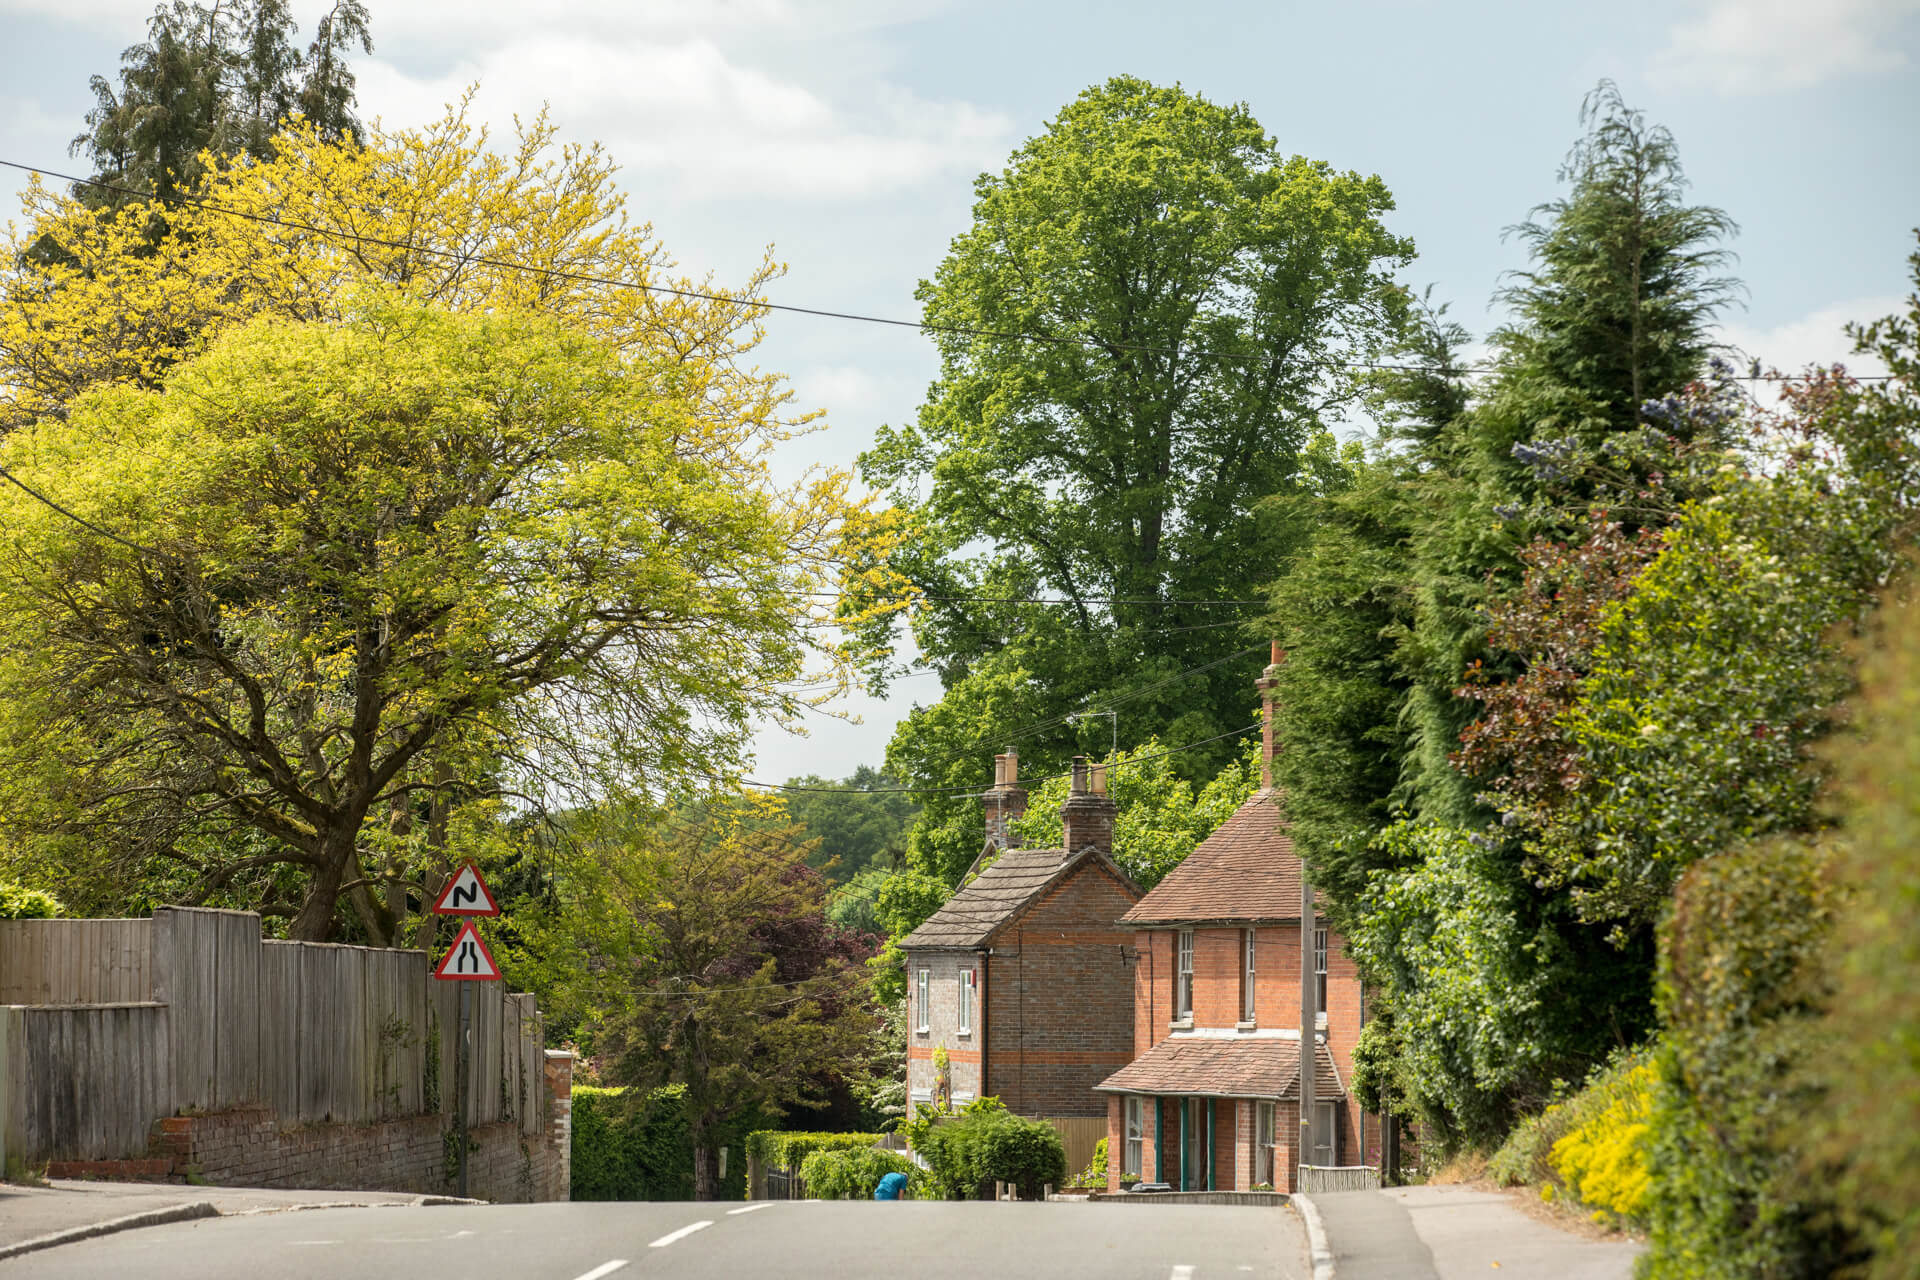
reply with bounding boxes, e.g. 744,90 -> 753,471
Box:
1071,755 -> 1089,794
1090,761 -> 1108,795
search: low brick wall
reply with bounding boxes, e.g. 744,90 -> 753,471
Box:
48,1050 -> 574,1202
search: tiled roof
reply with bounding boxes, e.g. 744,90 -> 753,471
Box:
1121,789 -> 1303,925
1094,1036 -> 1345,1100
901,847 -> 1138,950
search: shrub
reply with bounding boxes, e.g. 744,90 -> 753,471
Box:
798,1146 -> 917,1200
0,882 -> 61,919
1548,1058 -> 1653,1223
1064,1136 -> 1108,1190
910,1096 -> 1064,1200
571,1086 -> 695,1201
743,1130 -> 884,1174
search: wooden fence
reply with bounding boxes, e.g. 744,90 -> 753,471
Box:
0,907 -> 545,1165
1043,1115 -> 1108,1177
0,918 -> 152,1004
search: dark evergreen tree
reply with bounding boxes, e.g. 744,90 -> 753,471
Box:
68,0 -> 372,209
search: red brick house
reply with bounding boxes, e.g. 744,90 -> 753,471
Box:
1096,662 -> 1380,1193
901,752 -> 1143,1120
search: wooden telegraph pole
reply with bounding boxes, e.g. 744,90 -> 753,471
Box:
432,863 -> 503,1200
1300,875 -> 1317,1186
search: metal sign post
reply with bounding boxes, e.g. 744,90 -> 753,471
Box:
433,867 -> 503,1201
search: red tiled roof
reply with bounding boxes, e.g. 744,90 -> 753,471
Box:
1094,1036 -> 1345,1099
1121,789 -> 1303,925
901,847 -> 1140,950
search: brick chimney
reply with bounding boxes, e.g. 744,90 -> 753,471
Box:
1257,640 -> 1283,791
982,750 -> 1028,850
1059,755 -> 1118,859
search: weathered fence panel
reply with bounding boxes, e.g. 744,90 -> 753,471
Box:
0,919 -> 152,1004
1,907 -> 548,1167
0,1003 -> 171,1161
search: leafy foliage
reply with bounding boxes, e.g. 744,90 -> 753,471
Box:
1011,737 -> 1258,888
68,0 -> 372,210
571,1085 -> 700,1202
528,801 -> 877,1200
0,882 -> 62,919
780,767 -> 918,885
907,1098 -> 1067,1201
742,1129 -> 884,1173
798,1146 -> 917,1200
858,74 -> 1412,898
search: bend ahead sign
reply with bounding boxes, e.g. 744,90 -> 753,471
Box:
432,862 -> 500,916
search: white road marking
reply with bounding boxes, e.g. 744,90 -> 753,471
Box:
571,1261 -> 631,1280
726,1203 -> 772,1215
648,1221 -> 714,1248
290,1240 -> 341,1246
1171,1267 -> 1196,1280
447,1230 -> 476,1238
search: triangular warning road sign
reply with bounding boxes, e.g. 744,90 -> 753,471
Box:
431,862 -> 499,916
434,921 -> 502,981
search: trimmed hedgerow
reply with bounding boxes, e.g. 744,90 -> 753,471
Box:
743,1130 -> 884,1173
798,1146 -> 918,1199
570,1086 -> 694,1201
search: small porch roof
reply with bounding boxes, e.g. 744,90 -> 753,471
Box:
1094,1035 -> 1345,1101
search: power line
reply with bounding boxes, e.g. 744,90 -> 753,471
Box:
703,721 -> 1261,796
7,158 -> 1891,385
0,463 -> 164,558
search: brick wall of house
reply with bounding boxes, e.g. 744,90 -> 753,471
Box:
56,1051 -> 574,1201
905,950 -> 985,1106
1128,920 -> 1371,1176
981,863 -> 1138,1118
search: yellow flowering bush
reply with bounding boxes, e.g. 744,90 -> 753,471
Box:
1549,1060 -> 1654,1222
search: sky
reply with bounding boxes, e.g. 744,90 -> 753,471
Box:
3,0 -> 1917,785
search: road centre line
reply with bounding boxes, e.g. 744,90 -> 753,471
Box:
726,1203 -> 772,1215
1171,1267 -> 1196,1280
649,1220 -> 714,1247
570,1261 -> 630,1280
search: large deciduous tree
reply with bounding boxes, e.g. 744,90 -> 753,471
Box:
859,76 -> 1412,903
0,295 -> 860,943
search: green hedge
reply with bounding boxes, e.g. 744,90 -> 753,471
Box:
743,1130 -> 882,1173
798,1147 -> 918,1199
571,1086 -> 694,1201
909,1099 -> 1065,1200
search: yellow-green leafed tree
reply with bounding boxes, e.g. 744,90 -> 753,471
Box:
0,96 -> 785,439
0,293 -> 864,943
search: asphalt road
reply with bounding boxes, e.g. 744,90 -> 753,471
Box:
3,1199 -> 1311,1280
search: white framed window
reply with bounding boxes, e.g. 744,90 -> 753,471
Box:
1255,1100 -> 1275,1187
915,968 -> 930,1033
1241,928 -> 1257,1022
1175,929 -> 1194,1021
958,967 -> 975,1035
1314,928 -> 1329,1017
1124,1097 -> 1144,1177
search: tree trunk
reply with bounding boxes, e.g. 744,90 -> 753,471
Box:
288,845 -> 347,941
693,1142 -> 717,1201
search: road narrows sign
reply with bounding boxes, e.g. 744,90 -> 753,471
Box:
433,920 -> 502,981
431,862 -> 500,916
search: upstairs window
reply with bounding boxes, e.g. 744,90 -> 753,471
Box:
915,968 -> 931,1033
1241,928 -> 1257,1022
1314,927 -> 1329,1017
958,967 -> 975,1035
1175,930 -> 1194,1021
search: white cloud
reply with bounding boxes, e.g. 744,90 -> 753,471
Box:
1719,296 -> 1900,376
1653,0 -> 1920,94
355,38 -> 1008,202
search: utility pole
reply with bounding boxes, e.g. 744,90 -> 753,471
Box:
1300,876 -> 1317,1183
